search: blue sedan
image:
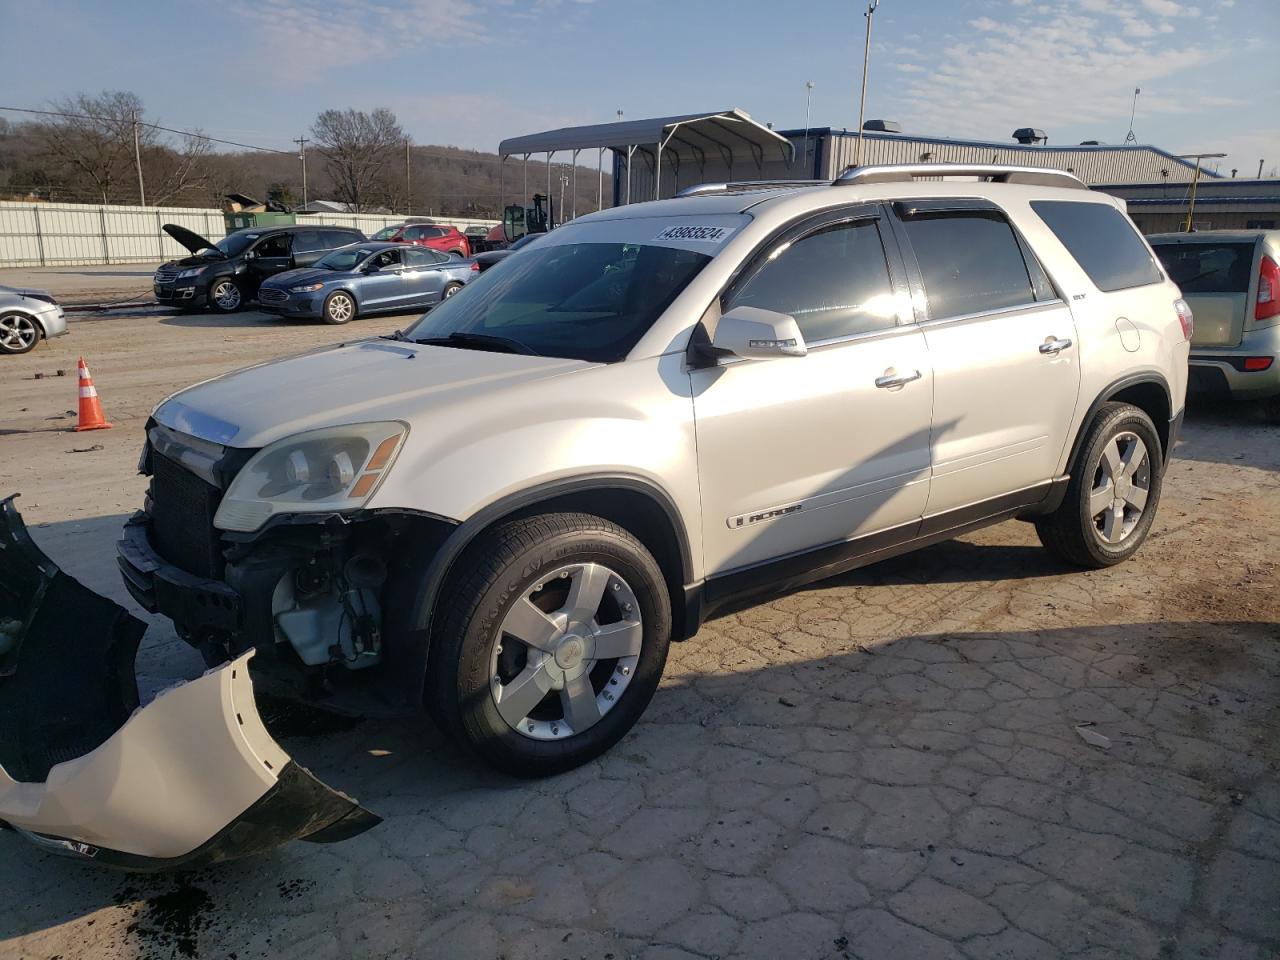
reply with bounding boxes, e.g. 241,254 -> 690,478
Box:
258,241 -> 478,325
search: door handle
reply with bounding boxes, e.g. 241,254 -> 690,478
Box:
1039,337 -> 1073,356
875,368 -> 922,389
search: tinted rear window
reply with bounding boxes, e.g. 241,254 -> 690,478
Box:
901,211 -> 1038,318
1150,241 -> 1255,294
1031,201 -> 1162,292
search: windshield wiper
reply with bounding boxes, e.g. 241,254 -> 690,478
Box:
413,332 -> 540,356
381,329 -> 409,341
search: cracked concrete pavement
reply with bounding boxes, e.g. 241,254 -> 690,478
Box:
0,304 -> 1277,960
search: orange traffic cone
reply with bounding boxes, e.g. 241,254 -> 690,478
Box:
74,356 -> 113,431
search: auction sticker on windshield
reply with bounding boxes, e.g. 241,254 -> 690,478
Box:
654,225 -> 732,243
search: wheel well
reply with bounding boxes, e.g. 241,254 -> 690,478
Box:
504,488 -> 692,638
1107,380 -> 1171,456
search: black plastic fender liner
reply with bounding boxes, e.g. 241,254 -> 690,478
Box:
0,495 -> 381,871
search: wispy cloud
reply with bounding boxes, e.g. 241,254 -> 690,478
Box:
885,0 -> 1228,144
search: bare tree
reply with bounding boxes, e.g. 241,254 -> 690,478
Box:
311,108 -> 405,212
32,91 -> 211,205
144,130 -> 213,206
36,91 -> 143,203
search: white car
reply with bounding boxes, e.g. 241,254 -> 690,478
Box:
3,164 -> 1192,868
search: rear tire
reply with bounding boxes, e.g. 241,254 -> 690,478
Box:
322,291 -> 357,325
1035,402 -> 1164,568
429,513 -> 671,777
442,282 -> 464,299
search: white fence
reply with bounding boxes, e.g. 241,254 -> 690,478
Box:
0,201 -> 499,268
0,202 -> 226,268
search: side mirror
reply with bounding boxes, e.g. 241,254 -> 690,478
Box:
711,306 -> 807,359
362,263 -> 379,274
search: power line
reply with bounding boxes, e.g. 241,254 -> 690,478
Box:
0,104 -> 294,154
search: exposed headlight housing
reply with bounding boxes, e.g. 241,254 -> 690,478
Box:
177,267 -> 204,279
213,422 -> 408,532
289,282 -> 325,293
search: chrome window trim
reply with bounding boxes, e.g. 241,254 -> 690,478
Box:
918,298 -> 1066,330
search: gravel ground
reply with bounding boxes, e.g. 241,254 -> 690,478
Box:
0,306 -> 1277,960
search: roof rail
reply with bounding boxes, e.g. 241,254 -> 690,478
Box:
675,180 -> 828,198
835,163 -> 1087,190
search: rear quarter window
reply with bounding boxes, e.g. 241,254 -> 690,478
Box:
1150,242 -> 1255,294
1031,200 -> 1163,292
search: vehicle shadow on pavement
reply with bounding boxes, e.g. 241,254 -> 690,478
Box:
2,617 -> 1277,959
1177,401 -> 1279,470
156,309 -> 301,329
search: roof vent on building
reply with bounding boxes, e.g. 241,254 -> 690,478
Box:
1012,128 -> 1047,145
863,119 -> 903,133
1079,140 -> 1101,146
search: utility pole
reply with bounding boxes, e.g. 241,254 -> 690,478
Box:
803,80 -> 816,175
1123,88 -> 1140,144
294,137 -> 310,209
132,111 -> 146,207
1260,159 -> 1266,179
854,0 -> 880,168
405,139 -> 412,215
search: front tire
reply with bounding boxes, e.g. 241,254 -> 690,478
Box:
0,312 -> 40,354
429,513 -> 671,777
208,277 -> 243,313
1035,401 -> 1164,568
322,291 -> 357,325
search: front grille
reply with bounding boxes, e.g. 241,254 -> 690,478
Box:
149,452 -> 224,578
258,287 -> 288,305
155,265 -> 181,283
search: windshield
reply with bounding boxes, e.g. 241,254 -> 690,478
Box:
1151,241 -> 1256,294
405,242 -> 710,362
212,233 -> 257,258
372,225 -> 402,240
315,246 -> 374,271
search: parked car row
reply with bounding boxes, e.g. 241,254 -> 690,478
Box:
152,222 -> 481,321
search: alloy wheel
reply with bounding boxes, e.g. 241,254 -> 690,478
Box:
489,562 -> 644,741
328,294 -> 354,323
212,280 -> 241,311
0,314 -> 38,352
1089,431 -> 1151,545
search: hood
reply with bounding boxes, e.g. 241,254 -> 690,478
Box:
262,267 -> 346,289
154,339 -> 591,448
0,285 -> 55,302
163,223 -> 220,257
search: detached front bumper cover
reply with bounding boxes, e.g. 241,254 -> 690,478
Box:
0,495 -> 379,871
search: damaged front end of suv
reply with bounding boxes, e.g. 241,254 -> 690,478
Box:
0,495 -> 380,870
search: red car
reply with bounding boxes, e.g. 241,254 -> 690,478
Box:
378,222 -> 470,257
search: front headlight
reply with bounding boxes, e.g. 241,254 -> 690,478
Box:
177,267 -> 204,279
290,282 -> 325,293
213,422 -> 408,532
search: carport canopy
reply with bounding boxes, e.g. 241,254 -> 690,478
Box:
498,108 -> 796,206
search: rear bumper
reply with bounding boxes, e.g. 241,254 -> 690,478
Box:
32,304 -> 68,339
1189,325 -> 1280,399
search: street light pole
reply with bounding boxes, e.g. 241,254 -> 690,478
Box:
854,0 -> 880,168
803,80 -> 815,175
405,139 -> 412,215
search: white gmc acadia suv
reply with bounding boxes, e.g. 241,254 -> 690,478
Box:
118,164 -> 1192,777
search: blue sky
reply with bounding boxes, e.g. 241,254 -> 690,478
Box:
3,0 -> 1278,177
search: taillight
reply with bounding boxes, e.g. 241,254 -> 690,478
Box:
1256,255 -> 1280,321
1243,357 -> 1274,372
1174,298 -> 1194,341
470,261 -> 480,272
